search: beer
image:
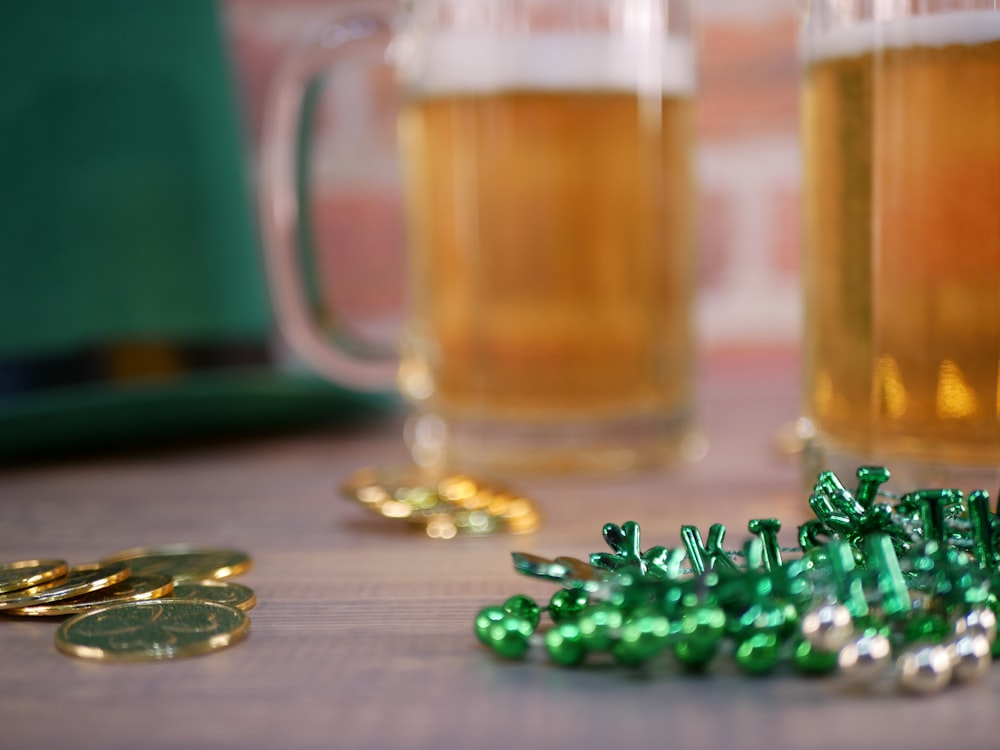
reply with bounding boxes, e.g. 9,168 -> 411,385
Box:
395,34 -> 697,470
803,11 -> 1000,473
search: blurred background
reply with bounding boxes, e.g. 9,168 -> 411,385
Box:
0,0 -> 801,460
225,0 -> 803,350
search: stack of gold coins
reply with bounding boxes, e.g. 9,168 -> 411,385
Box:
0,545 -> 256,661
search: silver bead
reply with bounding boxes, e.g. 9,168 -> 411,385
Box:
954,607 -> 997,645
838,632 -> 892,684
897,644 -> 952,694
801,603 -> 854,653
947,633 -> 992,684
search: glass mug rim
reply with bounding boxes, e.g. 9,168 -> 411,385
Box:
391,13 -> 696,99
800,0 -> 1000,34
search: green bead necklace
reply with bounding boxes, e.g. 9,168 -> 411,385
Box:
474,466 -> 1000,696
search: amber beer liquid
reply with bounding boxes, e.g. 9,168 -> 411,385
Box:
802,11 -> 1000,486
396,35 -> 697,472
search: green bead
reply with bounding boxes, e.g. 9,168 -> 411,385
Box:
676,605 -> 726,645
904,612 -> 950,644
776,601 -> 800,640
734,632 -> 780,675
612,611 -> 670,666
986,597 -> 1000,658
503,594 -> 541,630
662,574 -> 719,618
799,545 -> 831,571
545,622 -> 587,666
792,638 -> 839,674
731,601 -> 790,639
549,588 -> 589,624
957,574 -> 992,611
672,638 -> 719,670
486,616 -> 533,660
577,603 -> 624,652
474,605 -> 507,645
659,584 -> 685,617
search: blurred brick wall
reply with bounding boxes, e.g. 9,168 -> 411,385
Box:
696,0 -> 801,349
223,0 -> 803,351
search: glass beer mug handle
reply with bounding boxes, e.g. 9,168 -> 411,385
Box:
259,3 -> 398,392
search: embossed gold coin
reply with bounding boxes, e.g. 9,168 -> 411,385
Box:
6,574 -> 175,617
55,599 -> 249,661
169,579 -> 257,612
0,561 -> 130,611
0,559 -> 69,594
101,545 -> 251,581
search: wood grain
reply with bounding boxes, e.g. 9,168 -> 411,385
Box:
1,349 -> 997,750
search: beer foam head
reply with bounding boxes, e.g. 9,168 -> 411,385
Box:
398,33 -> 695,96
803,9 -> 1000,61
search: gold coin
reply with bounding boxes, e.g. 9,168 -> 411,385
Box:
0,559 -> 68,594
0,562 -> 130,611
55,599 -> 249,661
343,466 -> 541,536
169,580 -> 257,612
6,574 -> 175,617
101,545 -> 251,581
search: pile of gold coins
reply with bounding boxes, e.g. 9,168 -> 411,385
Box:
0,544 -> 255,661
343,466 -> 541,538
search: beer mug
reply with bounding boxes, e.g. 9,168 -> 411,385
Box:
261,0 -> 701,475
800,0 -> 1000,491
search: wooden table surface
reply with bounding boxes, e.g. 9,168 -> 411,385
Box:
1,349 -> 997,750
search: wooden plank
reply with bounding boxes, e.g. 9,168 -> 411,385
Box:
1,351 -> 995,750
